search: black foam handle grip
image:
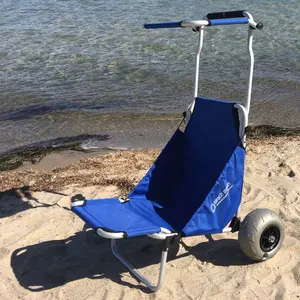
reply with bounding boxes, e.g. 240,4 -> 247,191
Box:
207,10 -> 245,20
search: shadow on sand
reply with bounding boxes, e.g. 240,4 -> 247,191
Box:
11,230 -> 254,293
0,186 -> 68,219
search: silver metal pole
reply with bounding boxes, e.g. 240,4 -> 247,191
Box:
246,27 -> 254,113
194,26 -> 204,98
111,239 -> 168,292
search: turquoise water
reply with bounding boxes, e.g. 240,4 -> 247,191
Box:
0,0 -> 299,152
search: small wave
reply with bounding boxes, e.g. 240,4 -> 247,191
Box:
0,103 -> 106,121
80,139 -> 129,151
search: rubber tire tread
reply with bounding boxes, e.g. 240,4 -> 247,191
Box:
238,208 -> 284,261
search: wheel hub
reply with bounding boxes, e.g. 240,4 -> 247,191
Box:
268,235 -> 276,243
260,226 -> 280,252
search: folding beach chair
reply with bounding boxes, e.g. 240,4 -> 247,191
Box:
71,11 -> 284,292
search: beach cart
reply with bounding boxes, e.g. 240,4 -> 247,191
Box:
71,10 -> 284,291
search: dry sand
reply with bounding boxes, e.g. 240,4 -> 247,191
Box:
0,136 -> 300,300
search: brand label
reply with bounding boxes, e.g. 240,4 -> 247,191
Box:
211,182 -> 233,213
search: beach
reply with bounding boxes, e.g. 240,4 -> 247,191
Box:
0,135 -> 299,299
1,2 -> 300,298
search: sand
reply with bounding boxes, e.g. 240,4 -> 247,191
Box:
0,136 -> 300,299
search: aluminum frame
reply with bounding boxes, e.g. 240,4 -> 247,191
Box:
111,239 -> 168,292
71,195 -> 237,292
101,226 -> 233,292
114,13 -> 257,288
72,12 -> 261,292
188,12 -> 256,141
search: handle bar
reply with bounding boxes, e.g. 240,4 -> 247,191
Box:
144,21 -> 182,29
207,10 -> 245,19
209,17 -> 248,26
144,11 -> 263,30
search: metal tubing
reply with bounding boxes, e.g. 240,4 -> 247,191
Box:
222,227 -> 233,233
234,103 -> 248,147
233,103 -> 249,219
147,232 -> 177,240
246,27 -> 254,113
181,20 -> 210,28
243,12 -> 258,29
97,228 -> 125,239
194,26 -> 204,98
111,239 -> 168,292
236,205 -> 241,219
185,26 -> 204,122
71,200 -> 85,207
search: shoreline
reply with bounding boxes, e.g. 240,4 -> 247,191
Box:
0,124 -> 300,172
0,134 -> 299,193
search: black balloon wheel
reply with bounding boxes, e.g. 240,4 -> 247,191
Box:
260,226 -> 280,252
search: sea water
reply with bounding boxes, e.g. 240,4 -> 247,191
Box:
0,0 -> 299,153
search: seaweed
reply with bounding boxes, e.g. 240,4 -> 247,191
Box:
0,134 -> 109,171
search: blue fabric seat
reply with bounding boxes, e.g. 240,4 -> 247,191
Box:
72,97 -> 245,237
72,198 -> 175,237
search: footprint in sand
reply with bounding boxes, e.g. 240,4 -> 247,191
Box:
292,262 -> 300,285
278,161 -> 296,178
0,247 -> 9,260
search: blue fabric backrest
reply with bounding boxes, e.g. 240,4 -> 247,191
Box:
157,97 -> 241,232
129,97 -> 243,234
128,128 -> 184,207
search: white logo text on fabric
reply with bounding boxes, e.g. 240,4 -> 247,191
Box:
211,182 -> 233,213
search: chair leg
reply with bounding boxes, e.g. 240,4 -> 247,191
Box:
111,239 -> 169,292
